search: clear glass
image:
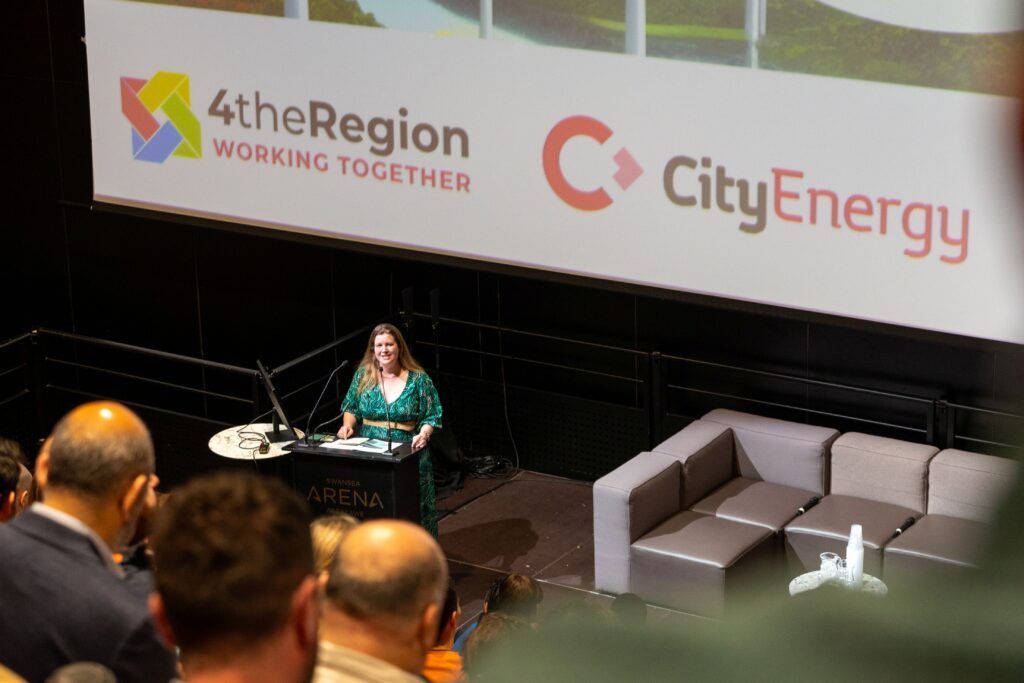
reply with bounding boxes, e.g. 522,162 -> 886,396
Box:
819,552 -> 841,580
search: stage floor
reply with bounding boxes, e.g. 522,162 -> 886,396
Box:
436,470 -> 705,629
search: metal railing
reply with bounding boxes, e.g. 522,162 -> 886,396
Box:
0,321 -> 387,446
0,332 -> 32,412
659,352 -> 937,440
34,327 -> 257,431
405,308 -> 1022,455
1,315 -> 1020,461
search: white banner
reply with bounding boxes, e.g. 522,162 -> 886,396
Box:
85,0 -> 1024,343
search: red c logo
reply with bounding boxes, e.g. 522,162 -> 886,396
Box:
543,116 -> 613,211
543,116 -> 643,211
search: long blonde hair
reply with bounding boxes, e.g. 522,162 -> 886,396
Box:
355,323 -> 425,396
310,512 -> 359,574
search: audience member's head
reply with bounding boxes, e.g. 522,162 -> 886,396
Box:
124,476 -> 163,550
35,402 -> 156,549
149,471 -> 317,683
0,438 -> 29,520
42,404 -> 154,494
43,662 -> 116,683
463,612 -> 531,679
483,573 -> 544,620
15,464 -> 32,514
0,455 -> 19,522
0,437 -> 26,465
321,519 -> 448,675
310,511 -> 358,575
23,473 -> 42,508
435,578 -> 461,648
421,579 -> 464,683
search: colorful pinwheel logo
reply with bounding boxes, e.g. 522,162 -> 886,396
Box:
120,72 -> 201,163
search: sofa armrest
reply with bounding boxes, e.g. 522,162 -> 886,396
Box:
593,452 -> 681,594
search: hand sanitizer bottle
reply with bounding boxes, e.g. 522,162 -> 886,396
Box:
846,524 -> 864,588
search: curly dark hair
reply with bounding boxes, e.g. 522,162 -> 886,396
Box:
149,471 -> 313,655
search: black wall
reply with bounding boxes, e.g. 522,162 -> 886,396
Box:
6,2 -> 1023,486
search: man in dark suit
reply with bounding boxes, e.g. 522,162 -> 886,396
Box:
0,401 -> 176,682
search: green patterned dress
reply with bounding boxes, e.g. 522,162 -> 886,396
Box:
340,366 -> 443,536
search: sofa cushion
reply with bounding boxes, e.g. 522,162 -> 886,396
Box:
928,449 -> 1020,523
784,494 -> 920,575
884,514 -> 991,568
633,510 -> 772,569
702,409 -> 838,494
830,433 -> 937,513
653,420 -> 734,508
631,511 -> 774,617
785,494 -> 919,550
691,477 -> 818,532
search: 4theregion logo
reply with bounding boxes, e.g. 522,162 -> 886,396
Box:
120,71 -> 201,163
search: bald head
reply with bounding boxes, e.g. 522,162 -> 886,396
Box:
45,401 -> 154,499
326,520 -> 447,622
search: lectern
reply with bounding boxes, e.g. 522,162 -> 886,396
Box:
287,441 -> 420,522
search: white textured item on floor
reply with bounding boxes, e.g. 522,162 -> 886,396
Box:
788,571 -> 888,597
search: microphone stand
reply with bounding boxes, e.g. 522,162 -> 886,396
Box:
379,364 -> 395,456
312,415 -> 340,436
304,360 -> 350,447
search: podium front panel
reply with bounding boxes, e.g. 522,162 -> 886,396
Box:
289,444 -> 420,523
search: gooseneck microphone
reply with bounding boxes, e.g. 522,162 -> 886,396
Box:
892,516 -> 917,538
304,360 -> 350,446
797,496 -> 821,515
379,364 -> 395,456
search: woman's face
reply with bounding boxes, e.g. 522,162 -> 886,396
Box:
373,333 -> 399,369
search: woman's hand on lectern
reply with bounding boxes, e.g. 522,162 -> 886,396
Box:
337,424 -> 354,439
411,425 -> 433,452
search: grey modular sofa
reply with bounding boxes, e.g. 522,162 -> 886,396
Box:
596,411 -> 1020,617
593,409 -> 839,617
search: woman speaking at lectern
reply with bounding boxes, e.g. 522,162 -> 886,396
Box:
338,323 -> 443,536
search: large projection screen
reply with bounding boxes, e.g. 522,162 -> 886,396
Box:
85,0 -> 1024,344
